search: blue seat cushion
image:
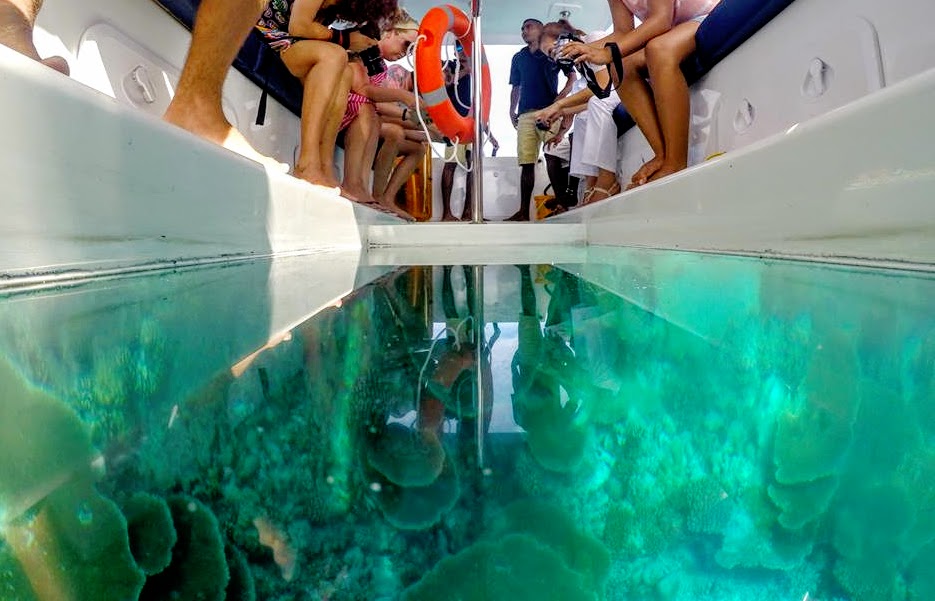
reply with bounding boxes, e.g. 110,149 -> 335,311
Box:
154,0 -> 303,118
614,0 -> 798,134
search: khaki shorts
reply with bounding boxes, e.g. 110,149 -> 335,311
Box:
517,112 -> 560,165
445,143 -> 472,166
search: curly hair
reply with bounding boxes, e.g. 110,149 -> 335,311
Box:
332,0 -> 399,37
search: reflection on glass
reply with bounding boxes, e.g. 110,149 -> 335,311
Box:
0,258 -> 933,601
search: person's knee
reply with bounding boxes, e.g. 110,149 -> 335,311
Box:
645,35 -> 681,71
384,123 -> 405,144
321,43 -> 348,70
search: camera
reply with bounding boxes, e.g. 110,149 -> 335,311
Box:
552,33 -> 582,68
535,119 -> 551,131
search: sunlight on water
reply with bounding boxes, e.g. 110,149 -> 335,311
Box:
0,252 -> 933,601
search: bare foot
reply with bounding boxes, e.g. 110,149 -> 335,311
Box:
317,163 -> 341,189
39,55 -> 69,75
341,184 -> 381,206
441,214 -> 459,222
647,163 -> 686,183
505,211 -> 531,222
629,156 -> 663,188
293,165 -> 341,191
163,100 -> 288,172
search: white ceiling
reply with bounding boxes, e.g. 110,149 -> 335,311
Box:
401,0 -> 613,45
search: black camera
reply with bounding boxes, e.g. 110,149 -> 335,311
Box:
535,119 -> 551,131
552,33 -> 582,68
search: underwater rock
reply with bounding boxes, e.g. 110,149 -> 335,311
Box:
372,453 -> 460,531
832,557 -> 905,601
715,499 -> 813,571
488,499 -> 610,591
907,540 -> 935,601
366,423 -> 445,488
140,495 -> 230,601
122,492 -> 177,575
2,479 -> 145,601
767,476 -> 838,530
682,477 -> 734,535
773,342 -> 859,485
224,543 -> 257,601
400,534 -> 597,601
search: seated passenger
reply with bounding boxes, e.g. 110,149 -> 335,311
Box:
536,21 -> 621,204
0,0 -> 68,73
560,0 -> 721,187
345,14 -> 426,216
255,0 -> 398,188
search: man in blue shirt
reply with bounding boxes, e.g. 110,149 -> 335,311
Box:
507,18 -> 570,221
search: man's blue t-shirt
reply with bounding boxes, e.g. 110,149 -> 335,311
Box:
509,47 -> 559,114
446,73 -> 472,118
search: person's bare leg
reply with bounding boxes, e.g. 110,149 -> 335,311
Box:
341,103 -> 379,205
0,0 -> 68,73
163,0 -> 285,167
373,122 -> 405,199
381,140 -> 425,213
614,49 -> 665,187
644,22 -> 701,183
317,66 -> 351,188
281,40 -> 347,186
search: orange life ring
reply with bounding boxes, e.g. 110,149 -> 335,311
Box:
414,5 -> 491,144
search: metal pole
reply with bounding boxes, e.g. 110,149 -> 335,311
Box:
472,264 -> 486,469
470,0 -> 485,224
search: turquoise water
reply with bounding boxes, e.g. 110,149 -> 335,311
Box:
0,251 -> 933,601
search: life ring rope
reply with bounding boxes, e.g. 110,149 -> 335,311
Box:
413,4 -> 492,153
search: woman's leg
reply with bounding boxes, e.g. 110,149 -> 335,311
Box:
319,66 -> 352,187
342,103 -> 380,204
281,40 -> 347,186
615,49 -> 666,186
373,122 -> 405,199
381,139 -> 426,214
643,21 -> 701,182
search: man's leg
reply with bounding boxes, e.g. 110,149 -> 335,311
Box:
440,161 -> 457,221
507,113 -> 539,221
163,0 -> 281,167
0,0 -> 68,73
462,149 -> 474,221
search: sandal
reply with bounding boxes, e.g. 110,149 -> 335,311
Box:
583,181 -> 621,204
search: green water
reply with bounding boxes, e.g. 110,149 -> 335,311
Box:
0,251 -> 933,601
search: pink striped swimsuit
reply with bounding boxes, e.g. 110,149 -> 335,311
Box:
338,70 -> 388,131
620,0 -> 721,24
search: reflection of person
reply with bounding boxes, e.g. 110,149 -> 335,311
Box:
510,265 -> 590,472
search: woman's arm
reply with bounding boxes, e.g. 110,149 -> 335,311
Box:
562,0 -> 675,64
288,0 -> 333,40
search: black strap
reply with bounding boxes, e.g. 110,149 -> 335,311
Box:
256,89 -> 268,126
330,28 -> 350,49
605,42 -> 624,85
